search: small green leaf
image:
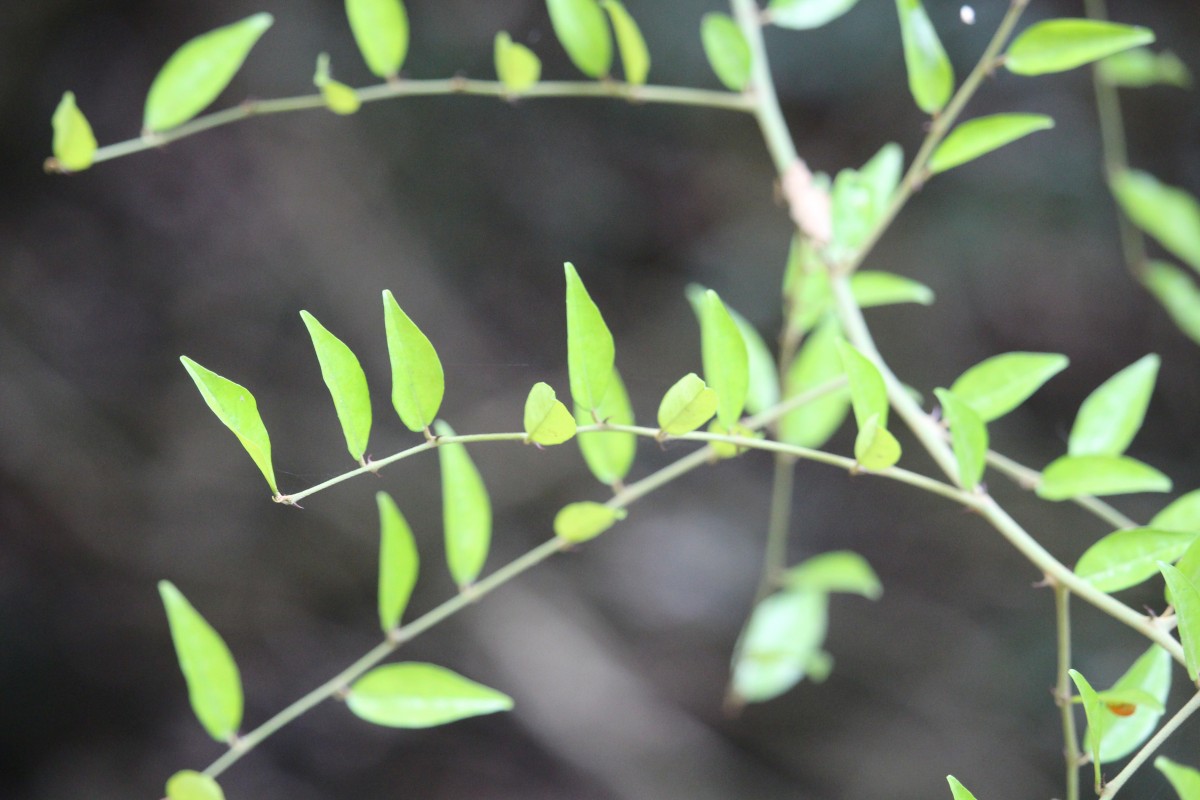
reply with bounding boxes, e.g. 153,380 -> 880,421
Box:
1157,757 -> 1200,800
158,581 -> 243,742
730,308 -> 780,416
383,290 -> 444,434
854,412 -> 902,470
1038,455 -> 1171,501
731,589 -> 829,702
494,32 -> 542,92
895,0 -> 954,114
784,551 -> 882,599
949,352 -> 1069,423
928,113 -> 1055,174
1005,19 -> 1155,76
313,53 -> 361,115
1075,528 -> 1195,593
377,491 -> 418,632
1087,645 -> 1171,764
1160,562 -> 1200,682
602,1 -> 650,85
1143,261 -> 1200,346
1069,668 -> 1105,792
1152,489 -> 1200,534
1099,48 -> 1191,89
782,234 -> 833,334
828,168 -> 875,259
701,13 -> 751,92
707,419 -> 761,459
850,271 -> 934,308
554,501 -> 624,543
698,290 -> 750,428
934,388 -> 988,491
1068,354 -> 1159,457
1112,170 -> 1200,274
946,776 -> 979,800
523,382 -> 577,445
858,142 -> 904,225
565,263 -> 615,416
143,13 -> 274,132
766,0 -> 862,30
300,310 -> 371,462
345,0 -> 410,79
547,0 -> 613,79
435,421 -> 492,589
779,319 -> 851,448
837,340 -> 888,429
180,356 -> 277,494
657,373 -> 718,436
50,92 -> 97,173
576,367 -> 636,485
347,662 -> 513,728
166,771 -> 225,800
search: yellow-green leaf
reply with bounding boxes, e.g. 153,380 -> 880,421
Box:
784,551 -> 882,599
1005,19 -> 1155,76
837,340 -> 888,429
1069,668 -> 1105,793
313,53 -> 361,115
602,1 -> 650,85
494,32 -> 542,93
699,290 -> 750,428
1086,645 -> 1171,764
50,92 -> 97,173
895,0 -> 953,114
547,0 -> 613,79
657,373 -> 718,436
1157,757 -> 1200,800
779,319 -> 850,448
766,0 -> 862,30
1112,170 -> 1200,274
347,662 -> 512,728
701,12 -> 751,92
934,388 -> 987,491
345,0 -> 410,79
300,310 -> 371,462
435,421 -> 491,589
523,382 -> 577,445
383,290 -> 444,433
166,770 -> 225,800
554,501 -> 624,543
1038,455 -> 1171,501
1068,354 -> 1159,457
1159,562 -> 1200,682
1143,261 -> 1200,346
1075,527 -> 1195,593
576,367 -> 636,485
854,412 -> 901,470
565,262 -> 614,415
1151,489 -> 1200,534
949,351 -> 1068,423
377,491 -> 418,632
928,113 -> 1054,174
946,776 -> 979,800
731,589 -> 829,702
850,271 -> 934,308
1099,48 -> 1191,89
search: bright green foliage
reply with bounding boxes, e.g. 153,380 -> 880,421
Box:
554,501 -> 624,543
602,1 -> 650,85
1159,562 -> 1200,682
1005,19 -> 1155,76
828,169 -> 874,259
1099,48 -> 1191,89
1143,261 -> 1200,346
383,290 -> 444,434
435,421 -> 492,589
494,32 -> 542,93
51,92 -> 96,172
143,13 -> 273,132
1086,645 -> 1171,764
575,367 -> 635,485
158,581 -> 243,742
850,271 -> 934,308
657,373 -> 718,436
780,319 -> 850,448
707,419 -> 761,459
1069,668 -> 1106,792
784,551 -> 882,599
346,662 -> 513,727
1112,170 -> 1200,274
854,413 -> 901,470
1038,454 -> 1171,501
949,352 -> 1068,423
1158,757 -> 1200,800
300,310 -> 371,461
766,0 -> 861,30
523,382 -> 577,445
946,776 -> 978,800
728,307 -> 780,415
313,53 -> 361,115
782,235 -> 833,334
894,0 -> 953,114
1075,527 -> 1194,593
701,13 -> 751,92
1152,489 -> 1200,534
731,589 -> 829,702
565,263 -> 615,415
547,0 -> 613,79
928,113 -> 1054,174
858,142 -> 903,221
697,290 -> 750,428
1171,537 -> 1200,607
1068,354 -> 1159,457
166,770 -> 225,800
837,341 -> 888,429
180,356 -> 277,494
345,0 -> 409,79
377,491 -> 418,632
934,388 -> 987,491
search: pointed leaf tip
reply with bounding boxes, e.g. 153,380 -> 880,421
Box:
300,310 -> 371,462
895,0 -> 954,114
345,0 -> 410,79
347,662 -> 512,728
383,290 -> 444,433
564,263 -> 615,415
1006,19 -> 1155,76
51,92 -> 97,173
435,421 -> 492,588
657,373 -> 718,435
377,491 -> 419,632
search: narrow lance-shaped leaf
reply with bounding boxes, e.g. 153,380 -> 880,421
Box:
554,501 -> 625,543
1157,757 -> 1200,800
837,340 -> 888,429
377,491 -> 418,632
928,113 -> 1055,174
946,776 -> 979,800
50,92 -> 96,173
143,13 -> 274,132
850,271 -> 934,308
1069,354 -> 1159,457
347,662 -> 513,728
1005,19 -> 1155,76
1038,455 -> 1171,501
523,382 -> 576,445
180,356 -> 277,494
699,290 -> 749,428
1159,562 -> 1200,682
701,13 -> 751,92
686,284 -> 778,416
935,388 -> 987,491
313,53 -> 361,115
345,0 -> 410,79
1069,668 -> 1106,792
854,412 -> 902,471
1143,261 -> 1200,347
547,0 -> 613,79
657,373 -> 718,436
949,352 -> 1068,423
576,366 -> 636,485
766,0 -> 862,30
895,0 -> 954,114
166,770 -> 225,800
731,589 -> 829,703
1075,527 -> 1195,594
158,581 -> 243,742
495,32 -> 541,93
435,421 -> 491,589
564,263 -> 614,415
383,290 -> 444,433
300,310 -> 371,462
779,319 -> 850,448
602,1 -> 650,85
1086,644 -> 1172,764
784,551 -> 882,599
1111,170 -> 1200,274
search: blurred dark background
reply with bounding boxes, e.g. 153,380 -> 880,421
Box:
3,1 -> 1199,798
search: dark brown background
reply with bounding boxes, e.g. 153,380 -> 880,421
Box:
3,1 -> 1199,798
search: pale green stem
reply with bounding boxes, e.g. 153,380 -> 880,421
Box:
758,456 -> 795,602
731,0 -> 797,175
1098,689 -> 1200,799
1056,584 -> 1082,800
986,448 -> 1138,530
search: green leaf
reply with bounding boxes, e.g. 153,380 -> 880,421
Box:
1152,489 -> 1200,534
347,662 -> 513,728
1068,354 -> 1159,457
565,262 -> 615,415
837,340 -> 888,429
895,0 -> 954,114
547,0 -> 613,79
435,421 -> 492,589
701,13 -> 751,92
180,356 -> 277,494
1038,455 -> 1171,501
576,367 -> 636,485
345,0 -> 409,79
828,168 -> 875,258
494,32 -> 542,93
949,352 -> 1069,423
854,412 -> 902,470
1005,19 -> 1155,76
601,1 -> 650,85
158,581 -> 243,742
766,0 -> 862,30
50,92 -> 97,173
1075,527 -> 1195,593
1160,562 -> 1200,682
166,771 -> 225,800
554,501 -> 625,543
698,290 -> 750,428
313,53 -> 361,115
782,234 -> 832,334
946,776 -> 979,800
1112,170 -> 1200,274
1143,261 -> 1200,346
1086,645 -> 1171,764
1090,688 -> 1163,714
934,388 -> 988,491
729,307 -> 779,416
1157,757 -> 1200,800
858,142 -> 904,225
928,113 -> 1055,174
850,271 -> 934,308
300,310 -> 371,462
779,319 -> 850,448
377,491 -> 418,632
143,13 -> 274,132
731,589 -> 829,702
657,373 -> 718,436
784,551 -> 882,599
523,382 -> 577,445
383,290 -> 444,434
1099,48 -> 1191,89
1069,668 -> 1105,792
